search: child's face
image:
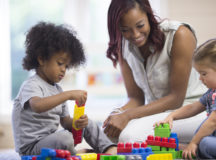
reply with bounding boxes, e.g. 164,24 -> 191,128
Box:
37,52 -> 70,85
194,62 -> 216,89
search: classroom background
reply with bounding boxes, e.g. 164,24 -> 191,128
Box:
0,0 -> 216,153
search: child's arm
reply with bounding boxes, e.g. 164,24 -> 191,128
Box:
155,101 -> 205,128
60,115 -> 73,130
29,90 -> 87,113
182,110 -> 216,159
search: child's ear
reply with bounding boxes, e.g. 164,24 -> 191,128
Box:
37,56 -> 44,65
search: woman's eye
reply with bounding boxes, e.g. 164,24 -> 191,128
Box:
58,62 -> 63,65
120,27 -> 129,33
137,24 -> 144,29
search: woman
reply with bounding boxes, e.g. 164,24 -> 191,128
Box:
103,0 -> 207,144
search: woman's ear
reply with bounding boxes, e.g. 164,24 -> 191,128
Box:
37,56 -> 44,66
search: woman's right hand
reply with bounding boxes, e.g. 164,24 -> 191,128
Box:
153,115 -> 174,129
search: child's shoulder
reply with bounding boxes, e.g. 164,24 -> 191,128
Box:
19,74 -> 40,91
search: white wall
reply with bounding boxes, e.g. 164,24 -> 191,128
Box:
159,0 -> 216,45
0,0 -> 12,115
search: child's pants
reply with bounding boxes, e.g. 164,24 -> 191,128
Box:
198,136 -> 216,159
21,119 -> 115,155
195,118 -> 216,159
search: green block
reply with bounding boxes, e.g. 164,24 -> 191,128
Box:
100,155 -> 126,160
154,123 -> 171,137
148,145 -> 160,151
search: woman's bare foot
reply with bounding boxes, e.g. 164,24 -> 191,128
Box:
104,146 -> 117,155
179,143 -> 188,150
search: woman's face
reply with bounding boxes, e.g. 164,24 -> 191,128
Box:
119,4 -> 150,47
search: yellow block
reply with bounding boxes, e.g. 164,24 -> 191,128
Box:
76,153 -> 97,160
147,153 -> 173,160
72,103 -> 85,130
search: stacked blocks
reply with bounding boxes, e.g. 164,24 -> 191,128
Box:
21,148 -> 81,160
72,101 -> 85,145
117,142 -> 153,160
146,123 -> 181,159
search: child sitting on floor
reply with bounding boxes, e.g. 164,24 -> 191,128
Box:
12,22 -> 117,156
155,38 -> 216,159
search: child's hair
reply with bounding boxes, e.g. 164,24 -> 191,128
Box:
193,38 -> 216,68
23,22 -> 86,70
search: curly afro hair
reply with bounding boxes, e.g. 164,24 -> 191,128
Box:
23,22 -> 86,70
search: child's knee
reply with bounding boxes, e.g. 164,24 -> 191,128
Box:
56,131 -> 75,154
199,137 -> 214,158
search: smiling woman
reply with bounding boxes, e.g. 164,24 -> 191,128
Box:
103,0 -> 207,144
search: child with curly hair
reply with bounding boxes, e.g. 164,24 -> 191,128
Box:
12,22 -> 117,156
155,39 -> 216,159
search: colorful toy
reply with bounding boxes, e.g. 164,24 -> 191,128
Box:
21,148 -> 80,160
117,142 -> 153,160
146,123 -> 181,159
72,101 -> 85,145
147,153 -> 173,160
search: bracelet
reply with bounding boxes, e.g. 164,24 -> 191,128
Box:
111,107 -> 123,114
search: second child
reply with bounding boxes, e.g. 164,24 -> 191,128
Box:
155,39 -> 216,159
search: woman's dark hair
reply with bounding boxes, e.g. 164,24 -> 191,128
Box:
107,0 -> 165,67
23,22 -> 86,70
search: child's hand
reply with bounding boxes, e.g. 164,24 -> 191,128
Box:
75,114 -> 88,129
153,115 -> 174,129
182,142 -> 197,160
68,90 -> 87,106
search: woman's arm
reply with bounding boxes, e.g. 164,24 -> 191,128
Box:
122,25 -> 197,120
119,58 -> 144,111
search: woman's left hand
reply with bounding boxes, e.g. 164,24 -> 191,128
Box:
103,112 -> 129,138
182,142 -> 197,160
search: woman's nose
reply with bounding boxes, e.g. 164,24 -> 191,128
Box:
131,29 -> 140,38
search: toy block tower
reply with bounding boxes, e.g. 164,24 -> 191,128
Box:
154,123 -> 171,138
72,101 -> 85,145
145,123 -> 182,159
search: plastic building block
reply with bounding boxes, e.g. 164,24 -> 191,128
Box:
154,123 -> 171,138
100,155 -> 126,160
146,135 -> 176,149
131,147 -> 153,160
76,153 -> 97,160
41,148 -> 56,157
96,153 -> 111,160
147,153 -> 173,160
117,142 -> 132,153
125,155 -> 142,160
170,133 -> 179,151
72,101 -> 85,145
22,148 -> 75,160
